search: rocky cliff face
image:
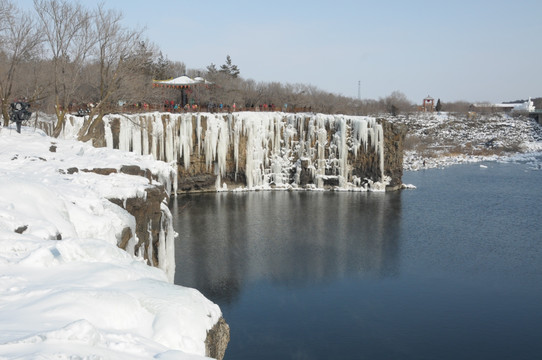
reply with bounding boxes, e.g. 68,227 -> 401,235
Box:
78,165 -> 229,359
98,112 -> 405,192
108,183 -> 168,268
205,317 -> 230,360
381,120 -> 406,190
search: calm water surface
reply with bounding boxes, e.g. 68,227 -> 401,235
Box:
171,160 -> 542,360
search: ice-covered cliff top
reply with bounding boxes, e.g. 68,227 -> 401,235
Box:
0,125 -> 221,359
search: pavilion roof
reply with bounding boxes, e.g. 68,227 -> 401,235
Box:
152,75 -> 211,89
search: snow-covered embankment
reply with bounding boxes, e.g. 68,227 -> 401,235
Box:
0,126 -> 226,359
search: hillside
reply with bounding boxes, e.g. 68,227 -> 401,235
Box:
389,112 -> 542,170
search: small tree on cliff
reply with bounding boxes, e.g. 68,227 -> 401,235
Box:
76,4 -> 146,145
34,0 -> 95,137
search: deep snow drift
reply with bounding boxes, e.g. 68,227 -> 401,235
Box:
0,125 -> 221,359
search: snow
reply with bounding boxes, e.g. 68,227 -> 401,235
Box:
0,125 -> 221,359
511,98 -> 535,113
390,112 -> 542,171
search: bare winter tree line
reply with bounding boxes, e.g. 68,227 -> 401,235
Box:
0,0 -> 488,141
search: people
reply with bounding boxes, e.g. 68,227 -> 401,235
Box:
10,101 -> 32,133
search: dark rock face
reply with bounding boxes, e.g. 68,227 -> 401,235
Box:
108,185 -> 166,266
298,159 -> 313,187
178,173 -> 216,192
205,317 -> 230,360
381,120 -> 406,190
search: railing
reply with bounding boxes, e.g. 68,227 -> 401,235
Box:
24,103 -> 316,117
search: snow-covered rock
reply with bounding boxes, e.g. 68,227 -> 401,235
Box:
0,125 -> 224,359
388,112 -> 542,171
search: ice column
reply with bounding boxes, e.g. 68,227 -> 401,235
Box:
336,116 -> 349,188
179,115 -> 193,169
233,115 -> 243,181
204,114 -> 229,177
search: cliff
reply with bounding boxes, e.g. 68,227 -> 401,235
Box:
88,112 -> 405,192
77,165 -> 229,359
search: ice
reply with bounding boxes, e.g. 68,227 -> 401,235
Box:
179,114 -> 193,169
55,111 -> 388,191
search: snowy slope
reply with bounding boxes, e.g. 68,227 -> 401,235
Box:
389,112 -> 542,170
0,125 -> 221,359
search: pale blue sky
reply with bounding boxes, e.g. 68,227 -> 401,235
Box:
17,0 -> 542,103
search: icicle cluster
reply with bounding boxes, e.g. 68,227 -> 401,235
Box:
102,112 -> 387,191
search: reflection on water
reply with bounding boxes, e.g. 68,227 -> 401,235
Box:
171,162 -> 542,360
172,191 -> 402,303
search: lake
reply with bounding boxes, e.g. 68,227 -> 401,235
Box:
171,159 -> 542,360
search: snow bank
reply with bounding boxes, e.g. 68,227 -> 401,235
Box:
0,125 -> 221,359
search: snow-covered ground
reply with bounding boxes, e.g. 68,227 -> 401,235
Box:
389,112 -> 542,170
0,125 -> 221,359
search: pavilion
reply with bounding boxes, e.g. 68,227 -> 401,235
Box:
152,76 -> 212,108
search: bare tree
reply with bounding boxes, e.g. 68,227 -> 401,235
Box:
76,4 -> 147,144
34,0 -> 95,137
0,0 -> 42,126
382,91 -> 413,116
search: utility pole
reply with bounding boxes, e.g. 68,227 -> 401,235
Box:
358,80 -> 361,100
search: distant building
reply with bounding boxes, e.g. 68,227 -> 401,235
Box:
472,98 -> 535,114
422,96 -> 434,112
510,97 -> 535,113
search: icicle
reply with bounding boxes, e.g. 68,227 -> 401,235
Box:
316,129 -> 327,188
360,119 -> 368,152
179,115 -> 193,169
146,220 -> 153,267
336,116 -> 349,188
159,202 -> 176,283
142,116 -> 149,156
133,121 -> 142,155
164,116 -> 174,163
119,115 -> 131,152
216,117 -> 229,177
103,115 -> 113,149
297,115 -> 305,159
233,114 -> 243,181
245,122 -> 255,188
196,114 -> 202,155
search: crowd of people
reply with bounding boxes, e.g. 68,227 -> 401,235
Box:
159,100 -> 311,114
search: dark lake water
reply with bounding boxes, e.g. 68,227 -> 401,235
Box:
171,159 -> 542,360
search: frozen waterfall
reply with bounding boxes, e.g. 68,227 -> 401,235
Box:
102,112 -> 387,191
